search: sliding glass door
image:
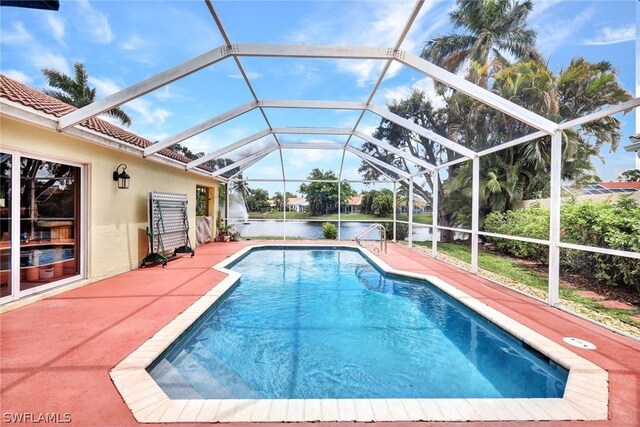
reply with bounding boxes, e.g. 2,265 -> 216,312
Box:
0,153 -> 13,300
0,150 -> 85,304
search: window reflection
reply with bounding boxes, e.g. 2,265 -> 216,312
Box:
0,153 -> 12,298
19,158 -> 80,291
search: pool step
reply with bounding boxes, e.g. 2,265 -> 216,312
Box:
188,342 -> 258,398
173,350 -> 234,398
149,359 -> 202,399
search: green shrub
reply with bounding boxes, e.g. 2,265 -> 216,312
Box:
560,196 -> 640,291
322,222 -> 337,239
483,196 -> 640,293
483,204 -> 549,263
383,222 -> 409,241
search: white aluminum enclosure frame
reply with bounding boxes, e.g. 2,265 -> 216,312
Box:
50,0 -> 640,310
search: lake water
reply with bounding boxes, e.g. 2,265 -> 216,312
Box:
229,220 -> 434,241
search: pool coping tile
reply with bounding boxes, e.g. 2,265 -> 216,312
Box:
110,243 -> 609,423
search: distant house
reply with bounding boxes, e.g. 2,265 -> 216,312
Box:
520,181 -> 640,208
286,197 -> 308,213
397,197 -> 428,214
624,132 -> 640,169
343,195 -> 363,213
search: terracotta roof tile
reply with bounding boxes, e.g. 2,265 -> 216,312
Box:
349,195 -> 363,205
599,181 -> 640,189
0,74 -> 212,171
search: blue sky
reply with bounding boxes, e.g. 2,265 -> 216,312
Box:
0,0 -> 637,196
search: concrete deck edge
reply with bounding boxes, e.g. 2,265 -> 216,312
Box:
110,243 -> 609,423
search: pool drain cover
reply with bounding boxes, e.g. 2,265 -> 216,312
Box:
563,337 -> 597,350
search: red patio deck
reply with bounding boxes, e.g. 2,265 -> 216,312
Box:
1,241 -> 638,426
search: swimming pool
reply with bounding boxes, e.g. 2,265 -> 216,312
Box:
111,244 -> 608,423
148,247 -> 567,400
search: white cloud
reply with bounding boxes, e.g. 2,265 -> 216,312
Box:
535,8 -> 595,55
232,137 -> 275,159
32,52 -> 70,75
89,76 -> 171,125
358,125 -> 378,136
0,22 -> 33,45
582,24 -> 635,46
291,63 -> 320,82
46,15 -> 65,44
528,0 -> 564,20
77,0 -> 113,44
1,21 -> 69,76
121,33 -> 144,51
180,133 -> 214,154
288,148 -> 341,170
229,71 -> 262,80
254,166 -> 280,176
341,165 -> 362,181
284,0 -> 438,86
3,69 -> 32,85
119,33 -> 155,64
88,76 -> 120,96
126,98 -> 171,125
378,77 -> 445,108
152,85 -> 185,102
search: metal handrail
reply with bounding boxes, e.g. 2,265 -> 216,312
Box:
355,223 -> 387,254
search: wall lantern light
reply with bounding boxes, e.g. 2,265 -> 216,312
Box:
113,164 -> 131,189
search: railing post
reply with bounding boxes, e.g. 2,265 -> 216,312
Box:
548,130 -> 562,306
471,156 -> 480,273
408,177 -> 414,247
431,171 -> 438,257
225,183 -> 229,227
283,179 -> 287,241
392,181 -> 397,242
338,179 -> 341,241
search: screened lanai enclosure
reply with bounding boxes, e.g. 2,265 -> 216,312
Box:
51,0 -> 639,309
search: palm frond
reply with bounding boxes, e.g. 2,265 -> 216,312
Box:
104,107 -> 132,128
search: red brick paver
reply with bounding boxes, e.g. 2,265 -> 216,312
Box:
1,241 -> 639,426
575,290 -> 605,299
599,300 -> 636,310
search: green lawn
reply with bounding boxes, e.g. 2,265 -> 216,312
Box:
396,213 -> 432,224
415,242 -> 640,330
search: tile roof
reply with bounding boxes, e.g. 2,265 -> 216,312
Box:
0,74 -> 209,170
287,197 -> 307,205
348,195 -> 363,205
599,181 -> 640,189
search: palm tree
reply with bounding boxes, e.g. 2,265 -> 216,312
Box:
363,56 -> 630,229
445,58 -> 631,214
231,173 -> 250,213
421,0 -> 541,75
42,62 -> 132,127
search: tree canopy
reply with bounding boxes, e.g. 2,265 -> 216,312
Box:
358,0 -> 631,237
298,169 -> 356,216
421,0 -> 541,76
618,169 -> 640,183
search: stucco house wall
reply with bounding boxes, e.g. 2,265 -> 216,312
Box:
1,116 -> 220,282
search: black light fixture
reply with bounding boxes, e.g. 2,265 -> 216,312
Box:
113,164 -> 131,189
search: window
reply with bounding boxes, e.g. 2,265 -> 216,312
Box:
0,151 -> 84,304
19,157 -> 81,291
196,186 -> 209,216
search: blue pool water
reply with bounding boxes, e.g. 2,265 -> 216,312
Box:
148,247 -> 567,399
